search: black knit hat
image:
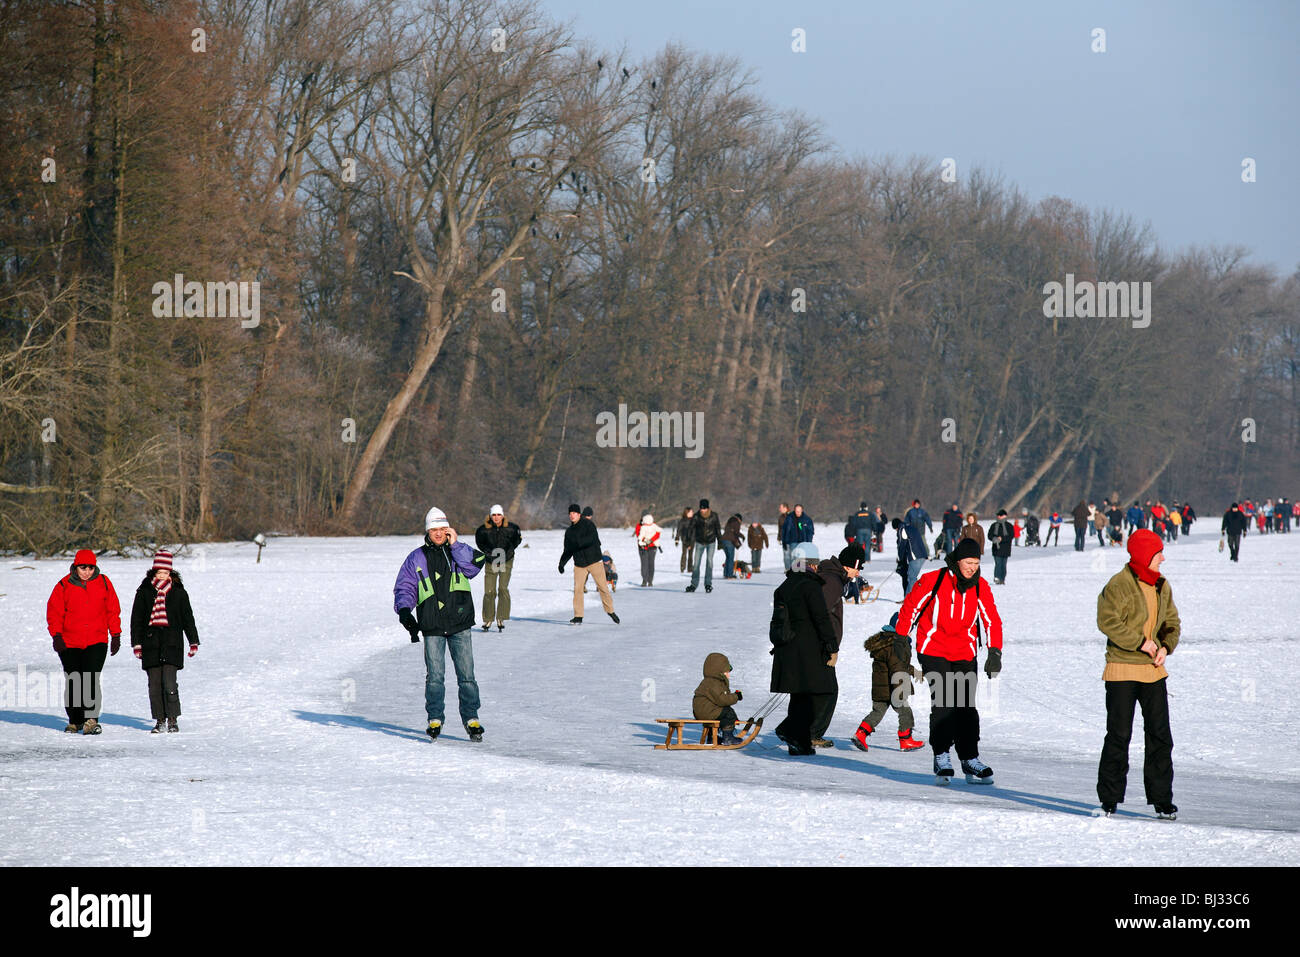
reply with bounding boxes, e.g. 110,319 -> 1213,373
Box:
949,537 -> 981,562
567,503 -> 581,514
699,498 -> 709,509
839,543 -> 867,569
582,506 -> 593,518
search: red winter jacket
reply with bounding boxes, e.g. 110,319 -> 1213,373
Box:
47,567 -> 122,649
898,567 -> 1003,662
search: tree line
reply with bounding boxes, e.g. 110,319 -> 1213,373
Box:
2,0 -> 1297,553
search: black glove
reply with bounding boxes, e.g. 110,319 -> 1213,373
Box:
558,562 -> 566,574
110,635 -> 121,656
985,646 -> 1002,679
398,608 -> 420,643
52,633 -> 65,653
735,690 -> 743,701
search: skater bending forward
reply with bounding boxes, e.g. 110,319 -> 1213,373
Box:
1095,529 -> 1181,819
898,537 -> 1003,785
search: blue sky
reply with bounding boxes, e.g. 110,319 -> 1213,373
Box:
543,0 -> 1299,276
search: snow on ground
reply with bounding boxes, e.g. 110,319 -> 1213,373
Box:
2,522 -> 1297,866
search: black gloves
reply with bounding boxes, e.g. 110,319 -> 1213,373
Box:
985,646 -> 1002,678
735,690 -> 743,701
52,633 -> 65,653
398,608 -> 420,643
558,562 -> 566,574
110,635 -> 121,656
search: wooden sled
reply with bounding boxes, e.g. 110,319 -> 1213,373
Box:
654,717 -> 763,750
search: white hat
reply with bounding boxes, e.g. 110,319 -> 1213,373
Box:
490,504 -> 504,515
424,506 -> 450,529
642,513 -> 653,524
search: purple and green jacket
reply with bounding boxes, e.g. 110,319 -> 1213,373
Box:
394,538 -> 485,637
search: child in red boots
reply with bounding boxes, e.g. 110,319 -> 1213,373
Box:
852,612 -> 925,753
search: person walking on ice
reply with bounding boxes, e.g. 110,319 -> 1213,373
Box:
129,550 -> 199,733
898,537 -> 1003,785
559,503 -> 619,623
46,549 -> 122,735
1095,529 -> 1181,819
394,507 -> 487,741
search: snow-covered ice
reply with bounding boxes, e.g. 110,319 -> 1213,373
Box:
2,523 -> 1296,866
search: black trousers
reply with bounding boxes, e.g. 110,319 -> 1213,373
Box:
717,705 -> 738,733
1097,678 -> 1173,805
809,690 -> 837,740
775,693 -> 814,749
147,664 -> 181,719
56,644 -> 108,725
918,653 -> 981,760
1074,527 -> 1086,550
1044,525 -> 1059,546
1227,533 -> 1241,561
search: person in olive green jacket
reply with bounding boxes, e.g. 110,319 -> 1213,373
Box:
1095,529 -> 1181,819
693,652 -> 743,744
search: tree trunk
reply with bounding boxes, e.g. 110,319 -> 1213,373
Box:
966,408 -> 1045,510
1124,445 -> 1178,505
1003,428 -> 1075,512
339,292 -> 453,527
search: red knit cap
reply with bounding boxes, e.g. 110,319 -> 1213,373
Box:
73,549 -> 97,567
151,549 -> 174,571
1126,529 -> 1163,583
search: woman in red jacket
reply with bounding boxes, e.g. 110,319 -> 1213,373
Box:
898,537 -> 1003,784
46,549 -> 122,734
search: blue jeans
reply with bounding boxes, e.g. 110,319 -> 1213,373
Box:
691,542 -> 716,588
906,557 -> 926,592
423,629 -> 480,725
720,540 -> 736,577
993,554 -> 1008,581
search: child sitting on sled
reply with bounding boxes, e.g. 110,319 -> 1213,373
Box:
601,550 -> 618,592
693,652 -> 744,745
851,612 -> 925,753
733,559 -> 753,578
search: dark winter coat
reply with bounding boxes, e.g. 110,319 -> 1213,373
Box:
394,537 -> 485,637
845,509 -> 873,544
988,519 -> 1014,558
817,557 -> 849,644
722,514 -> 744,548
905,505 -> 933,534
691,510 -> 722,546
942,507 -> 965,532
674,512 -> 696,546
747,524 -> 770,549
130,573 -> 199,670
692,652 -> 741,720
897,523 -> 927,561
1072,503 -> 1090,529
770,570 -> 838,695
865,627 -> 920,702
1221,508 -> 1248,536
560,517 -> 603,568
475,520 -> 522,564
782,512 -> 815,544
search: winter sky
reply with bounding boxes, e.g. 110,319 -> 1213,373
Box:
543,0 -> 1300,277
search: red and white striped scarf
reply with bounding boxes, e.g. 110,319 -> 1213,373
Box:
150,577 -> 172,627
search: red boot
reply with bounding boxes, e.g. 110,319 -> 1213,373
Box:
852,721 -> 873,752
898,728 -> 925,751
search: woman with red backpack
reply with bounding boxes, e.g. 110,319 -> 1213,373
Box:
897,537 -> 1004,785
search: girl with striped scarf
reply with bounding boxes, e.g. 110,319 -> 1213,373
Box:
129,550 -> 200,732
